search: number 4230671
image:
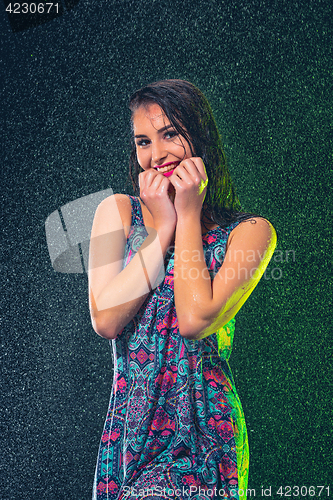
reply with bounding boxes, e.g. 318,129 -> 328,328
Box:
276,485 -> 330,497
6,3 -> 59,14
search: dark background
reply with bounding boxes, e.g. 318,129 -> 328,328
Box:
1,0 -> 332,498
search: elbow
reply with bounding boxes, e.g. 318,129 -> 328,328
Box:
177,314 -> 207,341
179,330 -> 201,341
178,310 -> 225,341
91,312 -> 119,340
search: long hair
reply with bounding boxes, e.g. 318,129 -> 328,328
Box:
128,79 -> 260,229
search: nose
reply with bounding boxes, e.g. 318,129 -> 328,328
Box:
151,139 -> 168,166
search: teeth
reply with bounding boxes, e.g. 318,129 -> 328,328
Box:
157,162 -> 178,173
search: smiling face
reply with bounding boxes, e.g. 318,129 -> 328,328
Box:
132,103 -> 193,177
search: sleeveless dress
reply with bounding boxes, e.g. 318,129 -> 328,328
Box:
93,195 -> 249,500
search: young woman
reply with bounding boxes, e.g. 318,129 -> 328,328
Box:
89,80 -> 277,500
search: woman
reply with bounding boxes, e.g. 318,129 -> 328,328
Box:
89,79 -> 277,500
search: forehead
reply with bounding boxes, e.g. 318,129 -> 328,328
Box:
132,103 -> 169,131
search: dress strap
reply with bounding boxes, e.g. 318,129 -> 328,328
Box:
125,195 -> 145,227
227,220 -> 241,233
122,196 -> 148,269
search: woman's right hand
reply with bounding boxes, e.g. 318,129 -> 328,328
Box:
139,169 -> 177,234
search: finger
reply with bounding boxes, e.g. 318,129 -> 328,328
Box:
155,177 -> 172,197
194,157 -> 207,179
190,158 -> 208,194
139,169 -> 159,192
174,160 -> 201,185
141,170 -> 170,197
168,172 -> 183,190
150,175 -> 167,194
138,171 -> 146,192
181,158 -> 207,181
139,170 -> 155,198
147,170 -> 167,190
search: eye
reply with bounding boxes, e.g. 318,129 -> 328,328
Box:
164,130 -> 179,140
136,138 -> 150,147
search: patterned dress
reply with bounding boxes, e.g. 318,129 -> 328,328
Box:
93,195 -> 249,500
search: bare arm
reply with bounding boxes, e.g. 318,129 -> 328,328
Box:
169,157 -> 277,340
88,194 -> 174,339
174,214 -> 277,339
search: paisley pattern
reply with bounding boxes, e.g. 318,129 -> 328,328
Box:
93,195 -> 249,500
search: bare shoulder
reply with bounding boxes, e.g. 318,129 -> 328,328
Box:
112,194 -> 132,227
92,193 -> 132,237
226,217 -> 277,252
97,193 -> 131,215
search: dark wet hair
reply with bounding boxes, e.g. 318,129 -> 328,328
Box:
128,79 -> 261,229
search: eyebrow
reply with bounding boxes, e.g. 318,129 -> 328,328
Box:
134,124 -> 174,139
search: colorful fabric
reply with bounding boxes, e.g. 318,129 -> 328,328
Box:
93,195 -> 249,500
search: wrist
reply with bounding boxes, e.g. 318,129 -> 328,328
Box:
176,211 -> 201,229
155,224 -> 175,250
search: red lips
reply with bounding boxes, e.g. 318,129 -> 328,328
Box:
153,161 -> 179,169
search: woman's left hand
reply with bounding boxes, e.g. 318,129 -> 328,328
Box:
168,157 -> 208,218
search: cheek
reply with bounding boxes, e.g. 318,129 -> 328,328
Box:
182,146 -> 192,160
135,148 -> 143,164
136,150 -> 149,170
177,139 -> 193,159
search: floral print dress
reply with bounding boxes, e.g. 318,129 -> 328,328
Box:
92,195 -> 249,500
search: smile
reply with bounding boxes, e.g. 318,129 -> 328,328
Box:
154,161 -> 180,174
